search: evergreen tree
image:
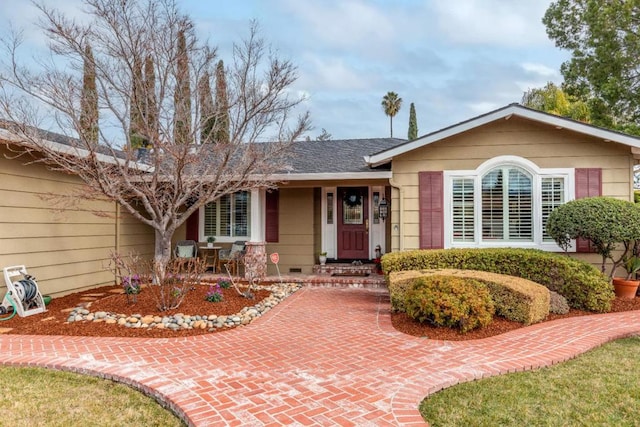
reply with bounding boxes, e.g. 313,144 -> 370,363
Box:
80,44 -> 98,145
543,0 -> 640,134
381,91 -> 402,138
407,102 -> 417,140
214,59 -> 229,143
198,70 -> 215,143
143,54 -> 158,146
130,54 -> 146,148
316,128 -> 332,141
173,27 -> 191,144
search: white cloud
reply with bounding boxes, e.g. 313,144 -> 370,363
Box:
467,101 -> 501,114
0,0 -> 88,49
430,0 -> 554,47
279,0 -> 396,53
516,62 -> 563,93
297,55 -> 373,91
521,62 -> 557,77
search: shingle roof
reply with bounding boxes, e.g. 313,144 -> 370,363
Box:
0,118 -> 406,175
287,137 -> 406,174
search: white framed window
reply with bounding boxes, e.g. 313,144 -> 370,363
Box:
444,156 -> 574,251
200,192 -> 251,242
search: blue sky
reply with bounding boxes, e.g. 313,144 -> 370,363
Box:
0,0 -> 568,141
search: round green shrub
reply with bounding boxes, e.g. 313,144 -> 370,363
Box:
546,197 -> 640,276
404,275 -> 495,333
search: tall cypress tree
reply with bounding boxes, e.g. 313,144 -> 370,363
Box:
198,70 -> 215,143
214,59 -> 229,143
80,44 -> 98,145
143,54 -> 158,146
130,54 -> 146,148
173,28 -> 191,144
408,102 -> 418,140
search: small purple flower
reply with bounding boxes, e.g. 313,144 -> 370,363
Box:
205,283 -> 223,302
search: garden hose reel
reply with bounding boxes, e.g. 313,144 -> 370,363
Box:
1,265 -> 47,317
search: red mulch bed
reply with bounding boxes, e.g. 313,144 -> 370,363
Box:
391,297 -> 640,341
0,282 -> 271,338
2,283 -> 640,340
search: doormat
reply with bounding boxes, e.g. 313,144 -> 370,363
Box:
331,272 -> 370,277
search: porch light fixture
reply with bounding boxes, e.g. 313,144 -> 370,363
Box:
378,198 -> 389,221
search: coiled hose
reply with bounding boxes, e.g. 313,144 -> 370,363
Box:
17,279 -> 38,302
0,278 -> 39,321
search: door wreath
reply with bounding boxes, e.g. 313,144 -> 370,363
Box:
343,189 -> 362,207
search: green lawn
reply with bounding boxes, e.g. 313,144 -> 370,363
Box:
0,366 -> 184,426
420,336 -> 640,426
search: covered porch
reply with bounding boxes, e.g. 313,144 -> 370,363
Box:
178,181 -> 393,276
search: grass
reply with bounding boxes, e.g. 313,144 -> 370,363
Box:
0,366 -> 185,426
420,336 -> 640,426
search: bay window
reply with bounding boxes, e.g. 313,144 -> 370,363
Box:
444,156 -> 572,250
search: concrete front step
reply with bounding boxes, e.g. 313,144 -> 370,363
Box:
202,270 -> 387,289
312,262 -> 379,276
303,275 -> 386,289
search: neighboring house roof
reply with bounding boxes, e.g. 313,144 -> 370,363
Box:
365,103 -> 640,167
273,137 -> 406,180
0,119 -> 407,180
0,120 -> 132,163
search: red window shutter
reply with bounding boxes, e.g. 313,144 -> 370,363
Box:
265,190 -> 279,243
575,168 -> 602,252
419,171 -> 444,249
185,210 -> 199,241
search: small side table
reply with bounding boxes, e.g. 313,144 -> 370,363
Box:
199,246 -> 222,273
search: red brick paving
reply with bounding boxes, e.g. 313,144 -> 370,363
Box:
1,287 -> 640,426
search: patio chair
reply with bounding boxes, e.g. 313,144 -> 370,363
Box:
174,240 -> 198,270
217,241 -> 246,276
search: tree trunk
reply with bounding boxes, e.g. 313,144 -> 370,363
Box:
390,116 -> 393,138
154,229 -> 173,283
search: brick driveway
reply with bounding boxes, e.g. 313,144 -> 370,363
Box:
1,286 -> 640,426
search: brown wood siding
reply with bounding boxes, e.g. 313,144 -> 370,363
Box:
418,171 -> 444,249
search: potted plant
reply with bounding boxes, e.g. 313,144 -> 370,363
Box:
206,236 -> 216,248
318,252 -> 327,266
613,254 -> 640,298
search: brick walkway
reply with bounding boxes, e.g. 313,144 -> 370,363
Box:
1,287 -> 640,426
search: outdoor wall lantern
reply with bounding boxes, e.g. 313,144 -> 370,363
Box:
378,198 -> 389,221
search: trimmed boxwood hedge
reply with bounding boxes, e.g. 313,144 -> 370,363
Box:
390,269 -> 550,324
381,248 -> 613,312
405,275 -> 495,333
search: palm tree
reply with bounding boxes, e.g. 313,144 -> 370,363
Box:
381,91 -> 402,137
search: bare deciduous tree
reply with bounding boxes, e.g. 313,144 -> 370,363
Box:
0,0 -> 310,283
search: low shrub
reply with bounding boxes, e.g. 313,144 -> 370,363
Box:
405,276 -> 494,333
390,269 -> 549,324
549,291 -> 570,315
381,248 -> 613,312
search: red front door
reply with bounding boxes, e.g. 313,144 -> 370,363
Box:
337,187 -> 369,259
